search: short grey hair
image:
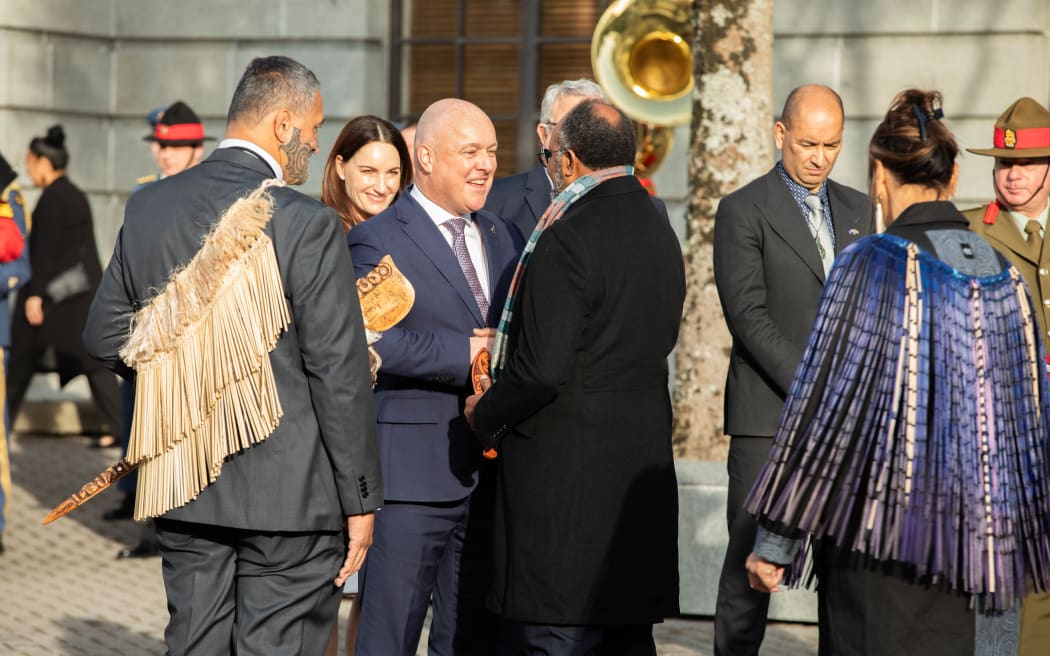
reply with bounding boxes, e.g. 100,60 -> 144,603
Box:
227,56 -> 320,127
539,78 -> 606,123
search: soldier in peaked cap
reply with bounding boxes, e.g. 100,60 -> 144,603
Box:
143,100 -> 213,180
967,98 -> 1050,344
965,97 -> 1050,656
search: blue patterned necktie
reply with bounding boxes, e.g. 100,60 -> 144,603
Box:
442,217 -> 489,321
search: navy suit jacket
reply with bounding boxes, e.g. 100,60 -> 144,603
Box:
348,191 -> 524,502
485,164 -> 551,239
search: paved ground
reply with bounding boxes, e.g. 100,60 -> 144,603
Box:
0,430 -> 819,655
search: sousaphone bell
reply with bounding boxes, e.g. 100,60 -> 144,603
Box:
591,0 -> 693,128
592,0 -> 692,178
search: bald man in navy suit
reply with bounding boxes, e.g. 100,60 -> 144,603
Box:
348,98 -> 523,656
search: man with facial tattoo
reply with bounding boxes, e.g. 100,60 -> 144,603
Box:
83,56 -> 382,656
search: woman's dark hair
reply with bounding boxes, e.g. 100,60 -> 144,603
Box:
29,124 -> 69,171
321,115 -> 412,231
869,89 -> 958,191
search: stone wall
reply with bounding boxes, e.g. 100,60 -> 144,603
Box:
649,0 -> 1050,240
0,0 -> 388,261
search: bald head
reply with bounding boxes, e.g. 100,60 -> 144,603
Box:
414,98 -> 498,216
775,84 -> 845,191
780,84 -> 844,128
416,99 -> 491,156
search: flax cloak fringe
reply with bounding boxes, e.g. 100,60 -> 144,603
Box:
118,179 -> 291,520
744,234 -> 1050,610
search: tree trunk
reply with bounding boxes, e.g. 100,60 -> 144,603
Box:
673,0 -> 774,460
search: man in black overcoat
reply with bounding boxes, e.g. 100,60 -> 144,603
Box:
83,56 -> 382,655
466,100 -> 685,654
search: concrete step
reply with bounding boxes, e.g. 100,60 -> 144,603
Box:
13,373 -> 108,435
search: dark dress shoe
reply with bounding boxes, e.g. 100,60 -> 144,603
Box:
102,495 -> 135,520
116,540 -> 160,559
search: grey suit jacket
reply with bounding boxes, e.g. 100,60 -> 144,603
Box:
83,147 -> 382,532
713,166 -> 872,437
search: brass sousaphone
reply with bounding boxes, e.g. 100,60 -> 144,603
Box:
592,0 -> 692,176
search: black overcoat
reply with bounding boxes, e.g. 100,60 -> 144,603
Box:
13,175 -> 104,382
473,175 -> 685,625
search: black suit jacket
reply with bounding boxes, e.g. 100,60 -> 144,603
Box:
485,164 -> 551,238
474,175 -> 685,625
83,147 -> 383,531
713,167 -> 872,437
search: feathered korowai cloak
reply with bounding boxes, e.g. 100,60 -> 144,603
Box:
744,233 -> 1050,610
118,179 -> 291,520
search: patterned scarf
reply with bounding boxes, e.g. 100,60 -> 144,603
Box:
490,165 -> 633,379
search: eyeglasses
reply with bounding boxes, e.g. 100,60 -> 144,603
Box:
537,148 -> 553,166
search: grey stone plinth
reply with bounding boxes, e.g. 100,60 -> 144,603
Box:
13,374 -> 108,436
676,459 -> 818,622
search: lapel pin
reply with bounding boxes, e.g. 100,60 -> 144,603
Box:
848,228 -> 859,236
489,224 -> 496,234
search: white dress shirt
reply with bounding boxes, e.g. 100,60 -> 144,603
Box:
410,185 -> 491,300
217,138 -> 283,181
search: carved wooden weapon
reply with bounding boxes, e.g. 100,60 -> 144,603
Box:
471,348 -> 497,460
43,255 -> 415,525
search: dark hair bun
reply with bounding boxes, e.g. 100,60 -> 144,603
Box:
44,125 -> 65,149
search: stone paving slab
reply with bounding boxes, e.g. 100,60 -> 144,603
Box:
0,431 -> 818,655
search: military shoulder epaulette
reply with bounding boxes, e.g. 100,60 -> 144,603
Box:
136,174 -> 158,185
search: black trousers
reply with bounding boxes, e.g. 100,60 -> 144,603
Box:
155,518 -> 344,656
501,622 -> 656,656
713,435 -> 775,656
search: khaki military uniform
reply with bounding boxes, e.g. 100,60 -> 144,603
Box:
965,201 -> 1050,656
966,203 -> 1050,343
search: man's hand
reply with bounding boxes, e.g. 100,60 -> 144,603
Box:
469,327 -> 496,365
25,295 -> 43,326
335,512 -> 376,587
464,374 -> 491,429
745,552 -> 785,593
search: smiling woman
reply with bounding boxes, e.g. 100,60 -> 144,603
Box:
321,115 -> 413,231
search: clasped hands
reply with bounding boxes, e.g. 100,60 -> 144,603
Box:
464,327 -> 494,429
745,551 -> 785,593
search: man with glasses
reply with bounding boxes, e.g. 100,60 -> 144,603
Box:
485,78 -> 607,237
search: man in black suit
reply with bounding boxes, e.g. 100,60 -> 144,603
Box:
466,99 -> 685,655
711,84 -> 872,655
83,56 -> 382,655
484,78 -> 606,237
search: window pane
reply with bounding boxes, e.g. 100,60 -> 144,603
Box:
410,0 -> 459,38
540,0 -> 607,37
466,0 -> 519,37
407,44 -> 457,115
464,45 -> 520,116
538,44 -> 595,95
493,120 -> 518,181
